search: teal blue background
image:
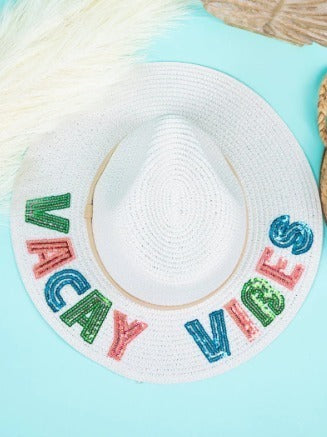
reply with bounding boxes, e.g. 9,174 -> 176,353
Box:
1,2 -> 327,437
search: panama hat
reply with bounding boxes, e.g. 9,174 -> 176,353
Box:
11,62 -> 323,383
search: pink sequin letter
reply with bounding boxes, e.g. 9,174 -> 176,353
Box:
26,238 -> 75,279
224,298 -> 259,342
256,247 -> 304,290
108,310 -> 148,361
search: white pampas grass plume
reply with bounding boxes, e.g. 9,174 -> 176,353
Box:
0,0 -> 191,212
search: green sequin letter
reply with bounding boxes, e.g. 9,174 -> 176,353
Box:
60,290 -> 112,344
25,193 -> 71,234
241,278 -> 285,327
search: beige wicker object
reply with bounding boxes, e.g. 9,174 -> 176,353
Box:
202,0 -> 327,46
319,75 -> 327,221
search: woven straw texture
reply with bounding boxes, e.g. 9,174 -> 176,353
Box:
319,75 -> 327,220
11,63 -> 322,383
203,0 -> 327,46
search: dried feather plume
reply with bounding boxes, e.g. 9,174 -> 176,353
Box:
318,75 -> 327,221
0,0 -> 191,212
203,0 -> 327,46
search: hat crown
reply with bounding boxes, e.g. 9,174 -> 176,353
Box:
92,115 -> 247,307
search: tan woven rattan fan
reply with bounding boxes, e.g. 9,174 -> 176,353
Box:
319,75 -> 327,220
202,0 -> 327,46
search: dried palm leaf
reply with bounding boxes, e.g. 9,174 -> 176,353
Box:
319,75 -> 327,220
202,0 -> 327,46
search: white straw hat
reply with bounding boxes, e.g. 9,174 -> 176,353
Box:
11,62 -> 323,383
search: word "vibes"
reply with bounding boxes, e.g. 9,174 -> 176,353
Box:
183,215 -> 314,363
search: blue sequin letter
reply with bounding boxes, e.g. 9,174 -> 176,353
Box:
185,310 -> 231,363
45,269 -> 91,312
269,215 -> 313,255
